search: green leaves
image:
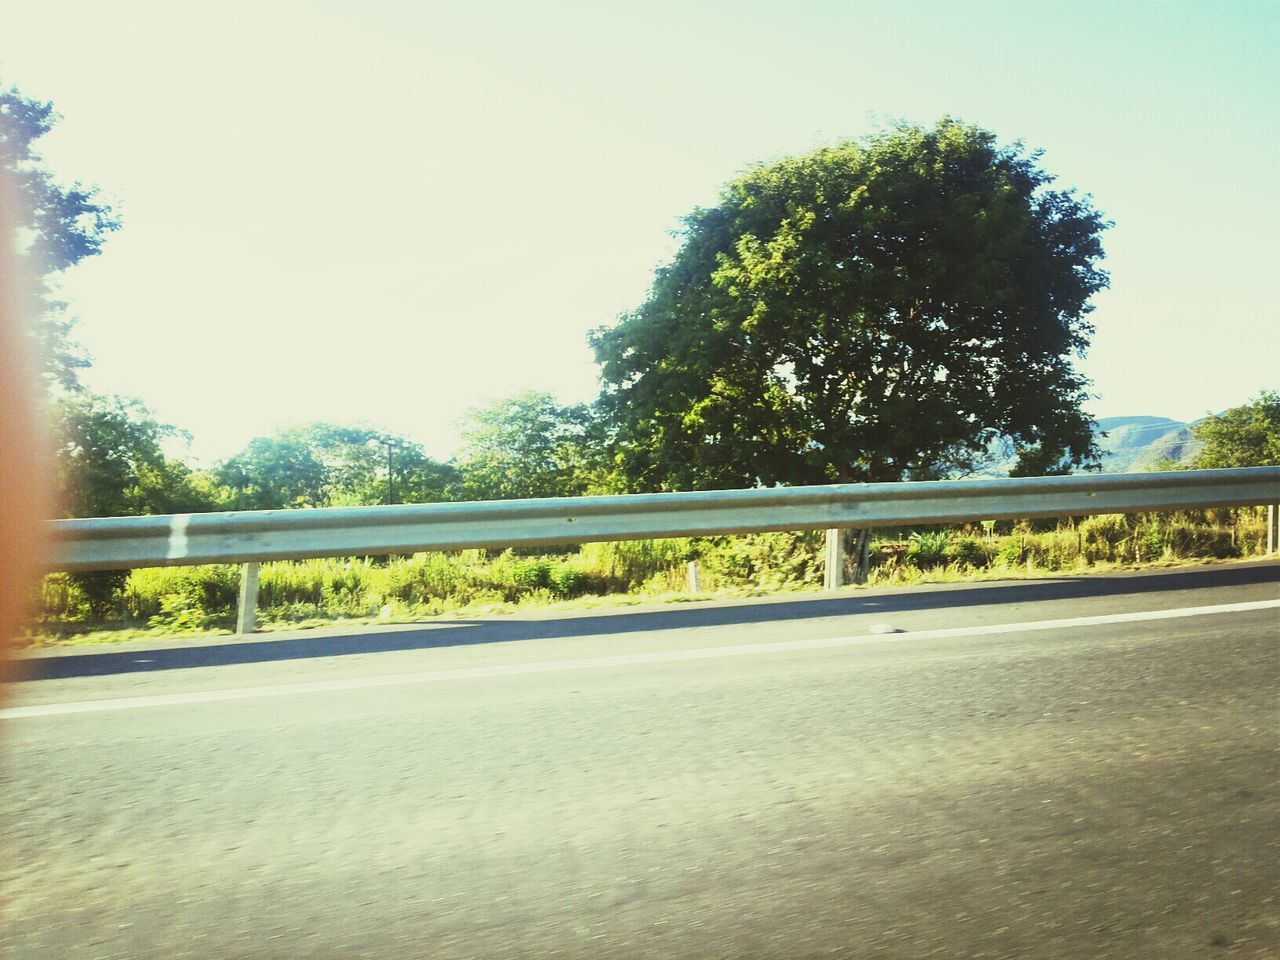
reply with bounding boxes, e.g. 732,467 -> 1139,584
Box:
216,424 -> 460,510
1,83 -> 120,388
51,393 -> 217,518
455,391 -> 604,501
1191,392 -> 1280,469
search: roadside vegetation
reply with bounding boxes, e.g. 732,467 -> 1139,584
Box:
26,508 -> 1271,646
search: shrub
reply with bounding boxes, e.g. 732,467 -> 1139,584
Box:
905,530 -> 951,568
994,537 -> 1024,567
1078,514 -> 1129,563
258,560 -> 327,608
125,565 -> 238,627
35,573 -> 93,625
946,537 -> 990,568
548,564 -> 586,598
578,538 -> 698,590
699,531 -> 823,589
512,558 -> 553,592
147,593 -> 220,632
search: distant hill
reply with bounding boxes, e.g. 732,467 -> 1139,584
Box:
1094,416 -> 1200,473
974,415 -> 1202,476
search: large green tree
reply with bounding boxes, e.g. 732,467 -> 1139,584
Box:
0,83 -> 119,388
1191,392 -> 1280,469
592,118 -> 1110,491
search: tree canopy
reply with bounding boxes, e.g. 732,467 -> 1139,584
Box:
0,83 -> 119,388
1191,392 -> 1280,469
216,424 -> 459,510
455,392 -> 601,501
591,118 -> 1111,490
51,393 -> 220,518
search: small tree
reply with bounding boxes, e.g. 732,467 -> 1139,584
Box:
1191,392 -> 1280,469
217,431 -> 329,510
455,392 -> 600,501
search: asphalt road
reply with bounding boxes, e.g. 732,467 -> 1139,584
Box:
3,561 -> 1278,959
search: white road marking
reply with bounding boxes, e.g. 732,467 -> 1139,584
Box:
4,598 -> 1278,720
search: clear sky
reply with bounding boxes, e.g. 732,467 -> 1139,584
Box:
4,0 -> 1277,465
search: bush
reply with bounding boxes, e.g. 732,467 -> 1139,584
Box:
946,537 -> 990,569
995,537 -> 1024,567
699,531 -> 823,589
125,565 -> 239,627
548,564 -> 586,598
578,538 -> 698,590
1078,514 -> 1129,563
35,573 -> 93,626
147,593 -> 220,632
512,558 -> 553,592
905,530 -> 951,568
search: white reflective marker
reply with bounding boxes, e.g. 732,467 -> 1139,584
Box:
166,514 -> 191,561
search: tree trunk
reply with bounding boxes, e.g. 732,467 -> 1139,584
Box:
842,528 -> 872,585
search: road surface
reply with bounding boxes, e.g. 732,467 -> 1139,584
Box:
3,561 -> 1278,958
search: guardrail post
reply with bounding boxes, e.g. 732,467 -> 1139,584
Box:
824,528 -> 844,590
1268,504 -> 1278,555
687,561 -> 701,594
236,562 -> 260,635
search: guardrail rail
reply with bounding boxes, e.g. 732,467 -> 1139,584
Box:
43,466 -> 1280,633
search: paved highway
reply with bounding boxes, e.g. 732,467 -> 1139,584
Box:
3,561 -> 1278,958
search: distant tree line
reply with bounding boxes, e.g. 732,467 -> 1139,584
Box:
49,390 -> 608,517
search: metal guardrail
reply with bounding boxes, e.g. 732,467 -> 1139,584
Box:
48,467 -> 1279,571
42,466 -> 1280,633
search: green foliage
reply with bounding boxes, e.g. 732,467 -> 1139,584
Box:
1,82 -> 119,388
216,431 -> 330,510
995,537 -> 1026,567
512,557 -> 553,592
1077,514 -> 1129,563
700,531 -> 823,589
51,392 -> 221,518
547,565 -> 585,598
383,553 -> 467,606
124,565 -> 239,629
592,117 -> 1109,492
577,538 -> 698,589
946,537 -> 990,568
35,572 -> 93,625
455,392 -> 604,501
1192,392 -> 1280,469
905,530 -> 952,568
147,594 -> 220,632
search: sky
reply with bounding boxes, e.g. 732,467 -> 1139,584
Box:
3,0 -> 1278,465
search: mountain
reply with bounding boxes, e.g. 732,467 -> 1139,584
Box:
974,415 -> 1202,476
1093,416 -> 1200,472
